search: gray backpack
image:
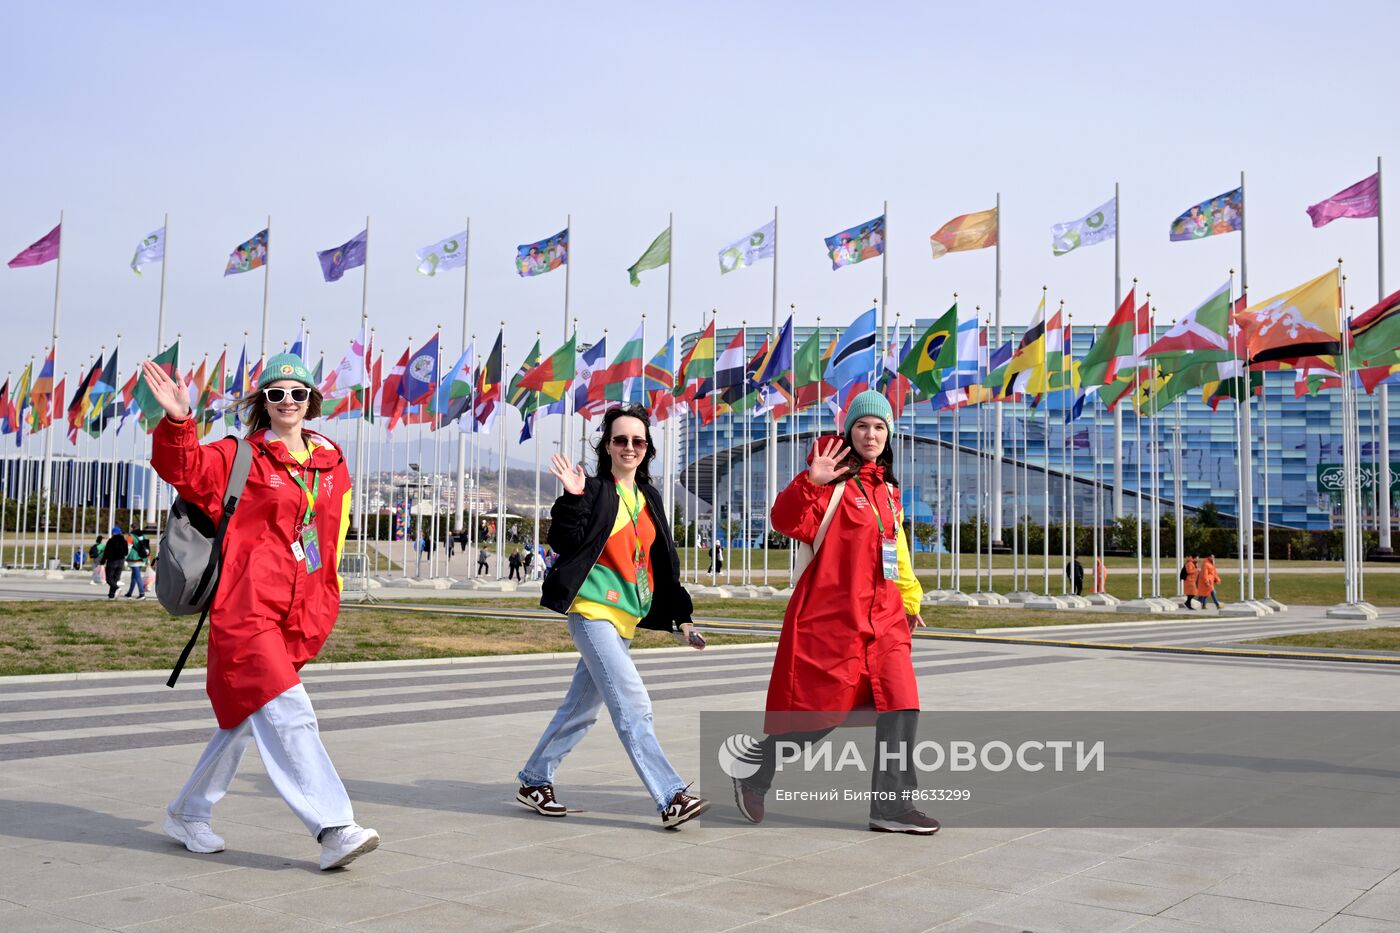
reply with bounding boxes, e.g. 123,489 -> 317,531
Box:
158,438 -> 254,686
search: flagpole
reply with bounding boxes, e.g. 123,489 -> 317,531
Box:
1379,155 -> 1392,555
1064,316 -> 1073,598
258,215 -> 272,362
880,199 -> 890,346
666,211 -> 676,527
1237,170 -> 1261,607
38,210 -> 65,572
1134,301 -> 1144,601
935,403 -> 943,591
1112,182 -> 1124,520
1010,388 -> 1019,596
992,191 -> 1004,547
973,309 -> 983,594
455,217 -> 471,535
353,218 -> 371,584
560,214 -> 572,474
765,205 -> 779,590
496,331 -> 508,581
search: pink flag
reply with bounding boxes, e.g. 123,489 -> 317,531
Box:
7,224 -> 61,268
1307,172 -> 1380,228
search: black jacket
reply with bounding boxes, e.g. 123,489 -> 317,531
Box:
102,534 -> 129,565
541,475 -> 693,631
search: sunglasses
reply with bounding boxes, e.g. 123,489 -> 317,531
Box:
263,387 -> 311,404
609,435 -> 647,449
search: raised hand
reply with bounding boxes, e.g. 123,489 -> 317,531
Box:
807,437 -> 850,486
549,453 -> 586,496
140,360 -> 190,421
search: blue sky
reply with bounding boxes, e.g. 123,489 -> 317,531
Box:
3,1 -> 1397,382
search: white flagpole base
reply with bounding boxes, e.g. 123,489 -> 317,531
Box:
937,591 -> 979,607
690,585 -> 730,598
1004,590 -> 1037,603
718,585 -> 762,599
1326,601 -> 1380,620
1024,594 -> 1070,610
1146,597 -> 1182,612
969,591 -> 1011,606
1258,598 -> 1288,613
1058,594 -> 1092,609
1115,598 -> 1168,614
1222,600 -> 1272,617
1084,592 -> 1120,606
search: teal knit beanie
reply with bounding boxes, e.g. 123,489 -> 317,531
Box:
257,353 -> 315,390
843,390 -> 894,437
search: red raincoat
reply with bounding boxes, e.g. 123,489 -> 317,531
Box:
766,445 -> 923,735
152,417 -> 352,729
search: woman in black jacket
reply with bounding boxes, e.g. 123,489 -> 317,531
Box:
516,405 -> 710,829
101,526 -> 130,600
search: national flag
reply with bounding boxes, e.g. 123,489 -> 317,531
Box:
130,226 -> 165,275
225,345 -> 248,429
1308,172 -> 1380,228
676,320 -> 716,399
381,348 -> 409,426
1001,296 -> 1047,396
39,378 -> 64,433
882,335 -> 913,419
1078,288 -> 1136,389
317,229 -> 368,283
929,208 -> 997,260
644,337 -> 676,421
88,349 -> 120,414
718,220 -> 776,274
627,226 -> 671,286
0,380 -> 11,436
327,327 -> 368,397
416,229 -> 468,276
437,345 -> 477,426
1350,287 -> 1400,364
1236,268 -> 1342,364
289,325 -> 306,363
516,229 -> 568,277
824,215 -> 885,270
224,229 -> 268,276
1051,198 -> 1116,256
474,331 -> 504,428
1169,187 -> 1243,241
824,308 -> 878,407
899,303 -> 958,397
507,340 -> 543,415
769,330 -> 831,419
948,316 -> 981,390
401,334 -> 440,403
12,361 -> 32,445
67,356 -> 102,443
518,333 -> 577,402
194,350 -> 225,439
601,323 -> 645,406
8,224 -> 61,268
573,337 -> 608,417
30,348 -> 55,404
723,334 -> 769,412
714,330 -> 747,393
1143,281 -> 1234,369
757,316 -> 794,388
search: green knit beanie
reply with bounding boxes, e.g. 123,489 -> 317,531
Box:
843,390 -> 894,437
257,353 -> 315,390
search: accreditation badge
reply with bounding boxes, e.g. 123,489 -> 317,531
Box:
634,560 -> 652,605
301,525 -> 323,574
881,539 -> 899,581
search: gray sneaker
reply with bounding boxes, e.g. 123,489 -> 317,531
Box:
164,815 -> 225,854
319,823 -> 380,870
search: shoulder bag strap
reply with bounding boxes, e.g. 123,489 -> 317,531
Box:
810,481 -> 846,556
167,438 -> 255,689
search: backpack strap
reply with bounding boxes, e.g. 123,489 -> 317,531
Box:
167,438 -> 255,689
811,481 -> 846,556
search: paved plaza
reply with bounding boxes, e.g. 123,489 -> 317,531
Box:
3,608 -> 1400,931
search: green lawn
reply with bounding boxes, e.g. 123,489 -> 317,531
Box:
1245,628 -> 1400,653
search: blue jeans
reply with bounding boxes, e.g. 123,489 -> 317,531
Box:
125,566 -> 147,596
518,614 -> 686,811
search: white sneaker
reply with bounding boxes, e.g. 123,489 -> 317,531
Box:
164,815 -> 225,854
319,823 -> 380,870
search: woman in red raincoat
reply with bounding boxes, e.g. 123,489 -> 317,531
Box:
732,390 -> 937,834
141,354 -> 379,871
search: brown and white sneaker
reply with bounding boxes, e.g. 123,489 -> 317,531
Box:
516,783 -> 568,817
732,777 -> 766,824
869,809 -> 941,835
661,789 -> 710,829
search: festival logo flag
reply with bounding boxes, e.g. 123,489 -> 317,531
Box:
519,333 -> 578,403
224,229 -> 268,276
437,344 -> 475,426
573,337 -> 608,416
1308,172 -> 1380,228
898,303 -> 958,396
1169,187 -> 1243,241
401,334 -> 440,403
718,220 -> 776,274
130,226 -> 165,275
1351,287 -> 1400,363
516,229 -> 568,277
627,226 -> 671,286
8,224 -> 61,268
416,229 -> 468,276
474,331 -> 504,428
823,308 -> 878,407
1052,198 -> 1116,256
318,229 -> 368,283
824,215 -> 885,270
1235,268 -> 1342,364
929,208 -> 997,260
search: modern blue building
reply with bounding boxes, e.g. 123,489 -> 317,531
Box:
676,324 -> 1395,537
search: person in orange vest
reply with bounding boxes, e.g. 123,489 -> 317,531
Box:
1196,555 -> 1222,610
1181,555 -> 1201,609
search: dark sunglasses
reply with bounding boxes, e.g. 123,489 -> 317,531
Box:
263,387 -> 311,404
609,435 -> 647,449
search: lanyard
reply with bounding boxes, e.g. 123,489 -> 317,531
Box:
287,465 -> 320,527
851,476 -> 898,540
616,482 -> 646,563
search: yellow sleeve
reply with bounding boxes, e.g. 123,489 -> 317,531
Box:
895,515 -> 922,613
336,488 -> 352,593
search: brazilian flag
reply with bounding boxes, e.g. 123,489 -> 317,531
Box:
898,302 -> 958,397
